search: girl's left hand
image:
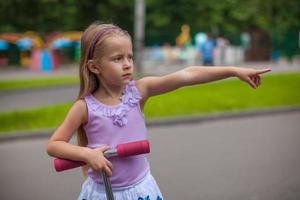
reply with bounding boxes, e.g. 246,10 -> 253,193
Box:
235,67 -> 271,89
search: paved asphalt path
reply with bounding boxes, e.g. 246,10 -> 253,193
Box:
0,61 -> 299,112
0,85 -> 79,112
0,111 -> 299,200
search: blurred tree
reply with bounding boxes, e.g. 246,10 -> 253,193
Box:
0,0 -> 299,55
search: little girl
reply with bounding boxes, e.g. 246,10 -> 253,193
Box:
47,22 -> 271,200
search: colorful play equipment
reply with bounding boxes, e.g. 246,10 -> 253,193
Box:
0,31 -> 82,72
0,39 -> 9,65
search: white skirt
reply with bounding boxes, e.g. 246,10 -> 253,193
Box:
78,171 -> 163,200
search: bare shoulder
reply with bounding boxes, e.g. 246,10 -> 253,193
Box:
69,99 -> 88,124
49,99 -> 88,142
135,78 -> 147,95
73,99 -> 87,111
135,77 -> 155,100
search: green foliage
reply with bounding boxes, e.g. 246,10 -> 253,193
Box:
0,0 -> 299,46
0,0 -> 134,33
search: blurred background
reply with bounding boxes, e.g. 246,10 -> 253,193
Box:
0,1 -> 300,200
0,0 -> 300,133
0,0 -> 299,130
0,0 -> 299,141
0,0 -> 299,73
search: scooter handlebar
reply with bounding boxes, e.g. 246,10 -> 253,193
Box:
54,140 -> 150,172
117,140 -> 150,157
54,158 -> 85,172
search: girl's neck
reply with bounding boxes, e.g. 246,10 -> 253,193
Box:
94,82 -> 126,104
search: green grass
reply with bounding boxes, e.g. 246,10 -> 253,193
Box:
144,72 -> 300,118
0,72 -> 299,135
0,76 -> 79,91
0,103 -> 71,135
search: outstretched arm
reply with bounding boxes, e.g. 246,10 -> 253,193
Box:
137,66 -> 271,103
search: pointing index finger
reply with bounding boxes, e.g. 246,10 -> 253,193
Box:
256,68 -> 272,75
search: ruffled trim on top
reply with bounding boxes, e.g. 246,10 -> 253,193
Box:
86,81 -> 142,127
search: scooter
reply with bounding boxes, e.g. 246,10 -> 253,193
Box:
54,140 -> 150,200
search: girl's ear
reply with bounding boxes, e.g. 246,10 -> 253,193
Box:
87,60 -> 101,74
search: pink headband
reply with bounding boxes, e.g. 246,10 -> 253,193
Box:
87,26 -> 125,60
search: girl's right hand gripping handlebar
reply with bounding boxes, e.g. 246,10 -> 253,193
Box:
54,140 -> 150,172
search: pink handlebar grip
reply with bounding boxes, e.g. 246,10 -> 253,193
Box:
54,158 -> 85,172
54,140 -> 150,172
117,140 -> 150,157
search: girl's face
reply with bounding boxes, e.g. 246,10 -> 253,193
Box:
96,35 -> 134,86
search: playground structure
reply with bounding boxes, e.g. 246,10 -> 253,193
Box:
0,31 -> 82,72
0,26 -> 290,73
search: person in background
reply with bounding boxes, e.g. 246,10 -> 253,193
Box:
201,34 -> 216,66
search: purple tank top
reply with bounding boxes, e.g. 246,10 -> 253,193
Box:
83,80 -> 150,188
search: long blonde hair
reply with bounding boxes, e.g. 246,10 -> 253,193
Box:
76,22 -> 130,147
